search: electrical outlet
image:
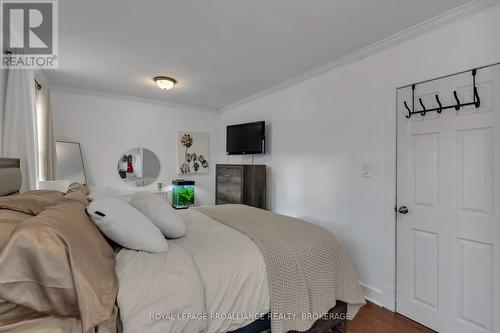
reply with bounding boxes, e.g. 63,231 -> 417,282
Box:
362,164 -> 372,177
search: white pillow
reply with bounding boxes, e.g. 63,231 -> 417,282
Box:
87,186 -> 136,203
87,195 -> 168,253
130,192 -> 186,238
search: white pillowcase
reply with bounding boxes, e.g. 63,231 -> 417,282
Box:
87,195 -> 168,253
129,192 -> 186,238
87,186 -> 133,203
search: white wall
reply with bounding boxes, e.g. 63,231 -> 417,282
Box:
51,89 -> 219,205
219,6 -> 500,307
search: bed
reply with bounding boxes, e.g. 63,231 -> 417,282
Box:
0,158 -> 365,333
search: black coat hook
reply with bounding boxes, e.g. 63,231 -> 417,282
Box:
453,91 -> 461,110
435,95 -> 442,113
404,101 -> 411,119
419,98 -> 426,116
473,87 -> 480,108
472,69 -> 480,108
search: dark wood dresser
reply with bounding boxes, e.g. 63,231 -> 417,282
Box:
216,164 -> 266,209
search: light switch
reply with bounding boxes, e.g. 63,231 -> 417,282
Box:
362,164 -> 372,177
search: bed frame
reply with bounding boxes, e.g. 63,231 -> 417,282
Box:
0,158 -> 21,196
0,158 -> 20,168
230,301 -> 347,333
292,301 -> 347,333
0,157 -> 349,333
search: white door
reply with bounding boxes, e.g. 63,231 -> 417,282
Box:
397,64 -> 500,333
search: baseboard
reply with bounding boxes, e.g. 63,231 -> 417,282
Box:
383,284 -> 396,312
359,282 -> 384,307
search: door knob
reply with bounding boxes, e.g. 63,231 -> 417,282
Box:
398,206 -> 409,214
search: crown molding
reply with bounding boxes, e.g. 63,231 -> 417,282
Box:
220,0 -> 500,112
49,85 -> 218,113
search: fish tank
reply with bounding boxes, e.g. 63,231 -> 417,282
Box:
171,179 -> 195,209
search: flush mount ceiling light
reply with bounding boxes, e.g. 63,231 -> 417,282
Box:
154,76 -> 177,90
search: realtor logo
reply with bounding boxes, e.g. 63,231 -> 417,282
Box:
1,0 -> 58,68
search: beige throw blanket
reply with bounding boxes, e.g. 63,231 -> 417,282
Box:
195,204 -> 365,333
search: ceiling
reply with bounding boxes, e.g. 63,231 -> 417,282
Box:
45,0 -> 472,110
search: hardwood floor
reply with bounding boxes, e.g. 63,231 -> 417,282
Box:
348,301 -> 436,333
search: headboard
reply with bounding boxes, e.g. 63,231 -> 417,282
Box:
0,158 -> 22,196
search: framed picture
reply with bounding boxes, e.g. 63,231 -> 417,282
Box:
177,131 -> 209,174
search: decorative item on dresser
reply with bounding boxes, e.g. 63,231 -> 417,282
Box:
216,164 -> 266,209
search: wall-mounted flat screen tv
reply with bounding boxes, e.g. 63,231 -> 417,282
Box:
226,121 -> 265,155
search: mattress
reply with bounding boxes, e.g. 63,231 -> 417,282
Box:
115,208 -> 270,333
173,209 -> 270,332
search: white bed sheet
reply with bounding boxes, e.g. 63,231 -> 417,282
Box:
115,243 -> 207,333
116,208 -> 270,333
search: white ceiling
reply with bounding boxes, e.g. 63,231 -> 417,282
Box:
45,0 -> 472,110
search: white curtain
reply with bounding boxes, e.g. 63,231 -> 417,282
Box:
0,69 -> 8,145
1,69 -> 38,192
35,71 -> 58,181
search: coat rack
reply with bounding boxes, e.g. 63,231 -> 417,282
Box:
403,69 -> 480,119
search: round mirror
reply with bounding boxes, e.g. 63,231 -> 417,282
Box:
117,148 -> 160,187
